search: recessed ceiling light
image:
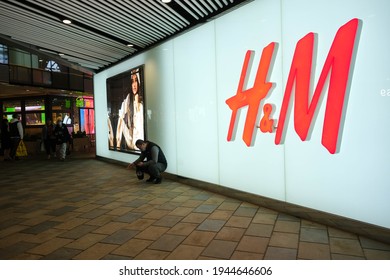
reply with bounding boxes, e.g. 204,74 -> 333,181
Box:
162,0 -> 171,3
127,43 -> 134,47
62,19 -> 72,24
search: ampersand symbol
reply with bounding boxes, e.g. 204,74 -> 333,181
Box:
260,103 -> 274,133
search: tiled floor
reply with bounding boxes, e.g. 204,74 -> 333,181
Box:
1,153 -> 390,260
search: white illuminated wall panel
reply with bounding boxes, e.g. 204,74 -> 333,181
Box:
94,0 -> 390,229
280,0 -> 390,227
173,24 -> 219,183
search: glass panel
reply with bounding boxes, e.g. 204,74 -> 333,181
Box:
52,71 -> 69,88
51,98 -> 71,110
9,48 -> 31,67
52,112 -> 72,124
3,100 -> 21,112
0,44 -> 8,64
9,65 -> 32,84
69,68 -> 83,91
80,109 -> 95,134
25,112 -> 45,126
25,98 -> 45,111
32,69 -> 52,86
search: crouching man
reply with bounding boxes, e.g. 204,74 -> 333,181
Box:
127,139 -> 167,184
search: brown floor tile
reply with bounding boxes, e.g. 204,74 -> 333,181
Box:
134,249 -> 170,259
153,215 -> 183,227
264,247 -> 297,260
225,216 -> 252,228
234,206 -> 258,217
329,237 -> 364,257
148,234 -> 186,251
301,219 -> 327,229
0,225 -> 29,239
167,223 -> 197,236
218,202 -> 241,211
169,207 -> 194,217
181,213 -> 209,223
142,209 -> 171,219
135,226 -> 170,240
245,223 -> 274,237
269,232 -> 299,249
194,204 -> 219,214
230,251 -> 264,259
55,218 -> 89,230
364,249 -> 390,260
65,233 -> 107,250
73,243 -> 118,259
331,253 -> 365,260
252,213 -> 278,225
197,219 -> 226,232
10,253 -> 42,260
202,240 -> 238,259
0,232 -> 35,248
112,239 -> 153,258
359,236 -> 390,250
42,247 -> 83,260
298,242 -> 331,259
215,227 -> 245,242
32,228 -> 68,243
0,241 -> 39,259
166,244 -> 205,259
101,229 -> 139,244
176,199 -> 200,208
86,215 -> 115,226
125,218 -> 155,231
300,227 -> 329,244
183,230 -> 216,246
59,224 -> 98,239
1,157 -> 389,260
92,222 -> 129,235
274,220 -> 300,233
208,210 -> 234,220
27,237 -> 73,255
236,236 -> 269,254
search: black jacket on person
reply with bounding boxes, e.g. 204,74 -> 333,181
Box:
54,124 -> 70,144
137,141 -> 167,166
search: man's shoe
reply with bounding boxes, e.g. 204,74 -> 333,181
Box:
154,177 -> 162,184
136,171 -> 144,180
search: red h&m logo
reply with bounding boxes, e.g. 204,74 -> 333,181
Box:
226,18 -> 360,154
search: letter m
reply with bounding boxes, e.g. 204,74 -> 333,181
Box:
275,18 -> 360,154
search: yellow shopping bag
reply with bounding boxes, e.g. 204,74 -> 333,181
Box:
16,140 -> 28,157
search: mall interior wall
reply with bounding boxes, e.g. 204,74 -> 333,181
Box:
94,0 -> 390,229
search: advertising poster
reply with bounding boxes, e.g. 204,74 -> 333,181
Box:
106,65 -> 145,153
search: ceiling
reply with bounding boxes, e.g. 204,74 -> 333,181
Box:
0,0 -> 251,73
0,0 -> 252,98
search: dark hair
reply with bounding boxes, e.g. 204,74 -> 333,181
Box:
12,113 -> 19,118
135,139 -> 144,147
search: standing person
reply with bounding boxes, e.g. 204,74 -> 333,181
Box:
127,139 -> 167,184
9,113 -> 23,160
1,118 -> 12,161
42,119 -> 56,159
54,119 -> 70,161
